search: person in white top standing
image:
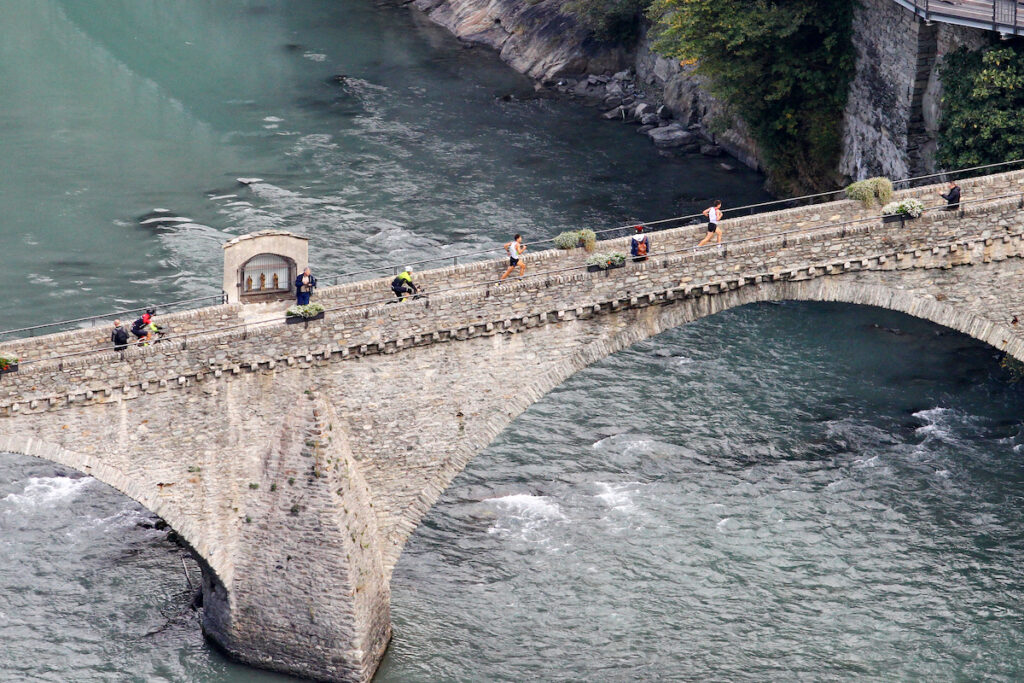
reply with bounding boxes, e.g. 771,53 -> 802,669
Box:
500,233 -> 527,280
697,199 -> 724,247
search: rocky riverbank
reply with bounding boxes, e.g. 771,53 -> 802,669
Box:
410,0 -> 763,175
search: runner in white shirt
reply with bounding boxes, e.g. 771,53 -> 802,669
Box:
500,234 -> 527,280
697,199 -> 724,247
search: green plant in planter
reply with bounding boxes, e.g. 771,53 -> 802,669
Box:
554,231 -> 580,250
586,252 -> 627,269
881,198 -> 924,218
0,353 -> 18,371
285,302 -> 325,318
845,177 -> 893,206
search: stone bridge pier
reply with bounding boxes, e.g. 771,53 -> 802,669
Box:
0,379 -> 391,682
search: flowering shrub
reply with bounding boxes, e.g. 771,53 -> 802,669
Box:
554,231 -> 580,250
286,303 -> 325,318
554,229 -> 599,252
881,198 -> 924,218
0,353 -> 18,371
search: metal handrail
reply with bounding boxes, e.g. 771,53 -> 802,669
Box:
907,0 -> 1022,32
0,293 -> 226,339
315,157 -> 1024,287
10,189 -> 1021,370
3,157 -> 1023,341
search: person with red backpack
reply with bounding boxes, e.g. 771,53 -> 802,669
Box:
630,225 -> 650,262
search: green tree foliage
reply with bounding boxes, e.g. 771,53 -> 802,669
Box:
647,0 -> 855,193
564,0 -> 647,41
937,44 -> 1024,170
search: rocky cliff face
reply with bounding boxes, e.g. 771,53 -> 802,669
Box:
633,34 -> 762,171
410,0 -> 993,188
411,0 -> 632,79
839,0 -> 989,180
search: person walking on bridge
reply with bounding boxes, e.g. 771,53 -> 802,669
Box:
111,319 -> 129,351
630,225 -> 650,262
500,234 -> 526,280
940,181 -> 961,211
295,267 -> 316,305
697,199 -> 724,248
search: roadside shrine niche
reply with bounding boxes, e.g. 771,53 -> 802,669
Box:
222,230 -> 310,304
243,253 -> 290,296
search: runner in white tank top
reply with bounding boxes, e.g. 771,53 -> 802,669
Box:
697,200 -> 724,248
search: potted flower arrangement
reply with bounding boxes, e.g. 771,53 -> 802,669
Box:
881,198 -> 925,223
0,352 -> 19,375
585,254 -> 606,272
585,252 -> 627,272
285,302 -> 326,325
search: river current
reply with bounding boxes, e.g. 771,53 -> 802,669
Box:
2,1 -> 1024,681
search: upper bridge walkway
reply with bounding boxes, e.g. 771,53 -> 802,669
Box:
2,168 -> 1023,379
889,0 -> 1024,35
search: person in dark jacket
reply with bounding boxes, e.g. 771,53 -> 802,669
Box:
940,181 -> 961,210
111,319 -> 129,351
295,267 -> 316,305
630,225 -> 650,262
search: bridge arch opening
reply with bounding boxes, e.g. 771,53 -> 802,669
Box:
381,299 -> 1024,679
0,450 -> 243,678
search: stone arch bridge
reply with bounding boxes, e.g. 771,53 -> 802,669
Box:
2,170 -> 1024,681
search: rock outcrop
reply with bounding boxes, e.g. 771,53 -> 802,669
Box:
411,0 -> 631,79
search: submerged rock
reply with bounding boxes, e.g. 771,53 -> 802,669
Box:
602,106 -> 626,120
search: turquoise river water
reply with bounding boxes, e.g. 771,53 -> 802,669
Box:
2,1 -> 1024,682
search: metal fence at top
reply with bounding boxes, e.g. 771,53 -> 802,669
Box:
315,157 -> 1024,287
902,0 -> 1023,34
0,294 -> 226,341
3,157 -> 1024,341
9,187 -> 1023,370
